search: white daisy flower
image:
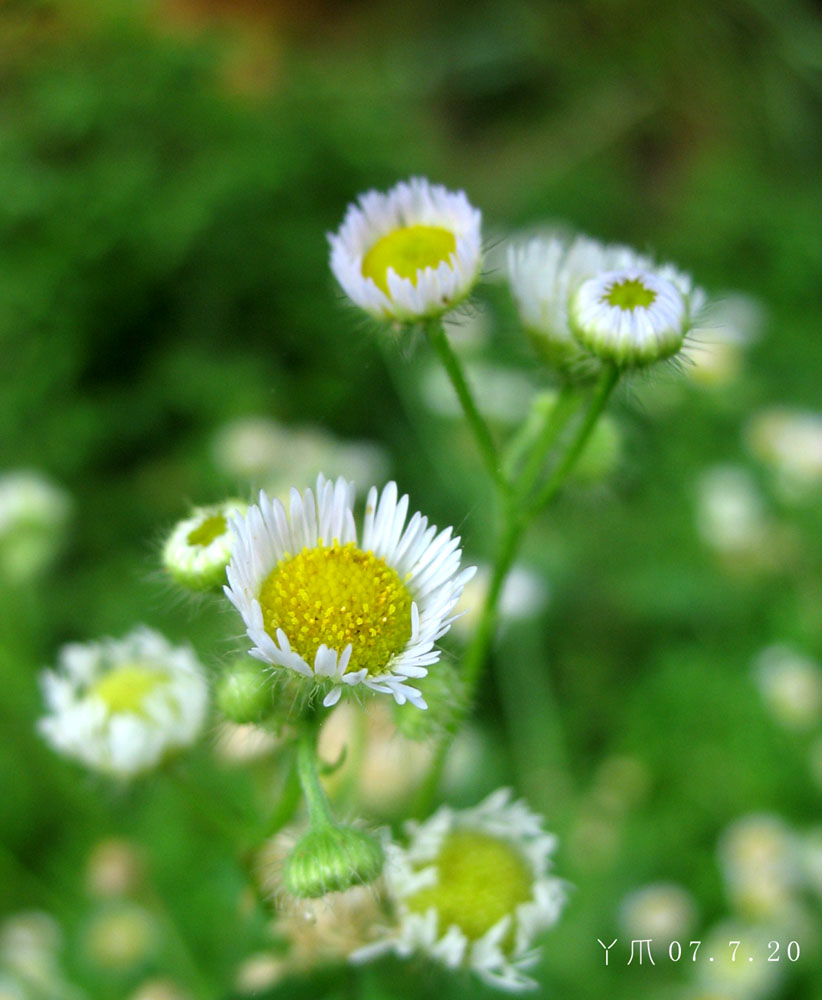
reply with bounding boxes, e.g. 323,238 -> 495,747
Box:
354,788 -> 566,992
754,645 -> 822,732
224,475 -> 474,710
618,882 -> 697,942
38,628 -> 208,779
570,264 -> 700,367
329,177 -> 482,321
507,233 -> 648,368
162,500 -> 247,592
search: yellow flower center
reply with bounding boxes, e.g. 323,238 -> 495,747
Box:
92,664 -> 170,715
603,278 -> 657,310
407,831 -> 533,945
187,514 -> 227,547
257,542 -> 413,676
361,225 -> 457,295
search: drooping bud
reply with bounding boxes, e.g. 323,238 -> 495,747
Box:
282,825 -> 384,900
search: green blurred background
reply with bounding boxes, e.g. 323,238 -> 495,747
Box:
2,0 -> 822,997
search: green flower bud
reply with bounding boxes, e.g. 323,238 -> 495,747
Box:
162,500 -> 246,592
283,825 -> 384,899
216,659 -> 273,724
393,660 -> 467,740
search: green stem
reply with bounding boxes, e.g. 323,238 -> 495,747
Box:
412,500 -> 524,817
296,724 -> 335,830
425,318 -> 507,493
514,383 -> 581,502
414,366 -> 621,814
527,364 -> 620,514
462,504 -> 526,694
259,749 -> 302,839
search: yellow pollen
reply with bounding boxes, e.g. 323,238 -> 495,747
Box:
603,278 -> 657,310
257,542 -> 413,676
407,831 -> 533,946
361,225 -> 457,295
187,514 -> 227,547
92,664 -> 170,715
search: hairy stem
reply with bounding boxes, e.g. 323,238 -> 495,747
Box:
425,318 -> 508,493
296,722 -> 335,830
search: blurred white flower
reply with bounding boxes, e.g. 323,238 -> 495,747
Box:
746,408 -> 822,501
753,645 -> 822,731
234,953 -> 286,994
450,563 -> 549,642
618,883 -> 697,942
83,903 -> 157,972
128,979 -> 193,1000
86,839 -> 144,899
718,814 -> 800,919
684,293 -> 764,388
0,470 -> 71,583
354,788 -> 566,992
39,628 -> 209,778
0,912 -> 61,989
695,466 -> 768,557
329,177 -> 482,321
697,921 -> 784,999
212,418 -> 389,498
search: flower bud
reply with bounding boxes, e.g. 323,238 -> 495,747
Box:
216,659 -> 273,724
162,500 -> 246,592
393,660 -> 467,740
570,267 -> 695,368
283,825 -> 384,899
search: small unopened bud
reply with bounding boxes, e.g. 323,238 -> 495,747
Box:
283,825 -> 384,899
216,659 -> 273,724
162,500 -> 246,592
570,268 -> 695,368
393,661 -> 467,740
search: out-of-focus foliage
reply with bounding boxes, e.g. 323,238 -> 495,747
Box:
2,0 -> 822,997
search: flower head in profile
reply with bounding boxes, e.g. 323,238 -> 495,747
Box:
224,475 -> 474,709
162,499 -> 246,592
329,178 -> 482,321
38,628 -> 208,778
509,232 -> 704,371
570,262 -> 703,368
507,233 -> 643,370
354,788 -> 566,991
